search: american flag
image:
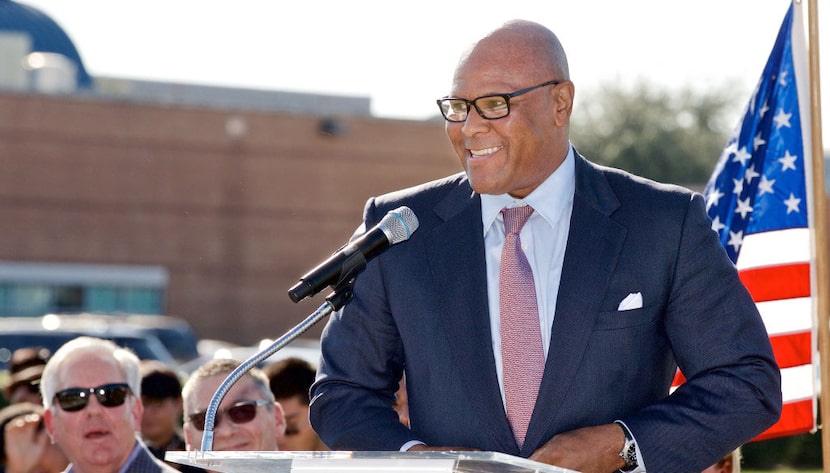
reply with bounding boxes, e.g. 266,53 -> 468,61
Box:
699,1 -> 816,441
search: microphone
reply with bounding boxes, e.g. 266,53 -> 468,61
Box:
288,206 -> 419,303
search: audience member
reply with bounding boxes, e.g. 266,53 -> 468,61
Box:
701,450 -> 738,473
40,336 -> 179,473
4,348 -> 50,405
392,376 -> 409,428
0,402 -> 68,473
181,358 -> 284,452
139,361 -> 185,461
262,357 -> 326,451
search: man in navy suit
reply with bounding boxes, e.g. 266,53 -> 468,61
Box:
309,19 -> 781,473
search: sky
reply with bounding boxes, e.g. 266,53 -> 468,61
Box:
17,0 -> 830,148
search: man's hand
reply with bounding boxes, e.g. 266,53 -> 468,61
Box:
529,423 -> 627,473
5,413 -> 49,473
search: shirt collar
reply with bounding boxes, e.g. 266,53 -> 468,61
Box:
117,438 -> 143,473
481,145 -> 576,234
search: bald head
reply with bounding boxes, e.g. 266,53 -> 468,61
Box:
456,20 -> 569,83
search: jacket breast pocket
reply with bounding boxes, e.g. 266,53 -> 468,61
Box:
593,304 -> 661,331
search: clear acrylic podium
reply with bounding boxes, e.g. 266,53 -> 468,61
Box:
165,450 -> 578,473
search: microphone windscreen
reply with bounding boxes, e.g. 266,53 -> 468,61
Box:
379,206 -> 419,245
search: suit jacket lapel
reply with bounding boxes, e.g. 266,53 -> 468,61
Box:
523,154 -> 627,454
425,182 -> 519,453
122,441 -> 166,473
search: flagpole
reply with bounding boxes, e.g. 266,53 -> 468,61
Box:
803,0 -> 830,471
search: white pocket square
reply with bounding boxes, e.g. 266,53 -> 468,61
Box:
617,292 -> 643,311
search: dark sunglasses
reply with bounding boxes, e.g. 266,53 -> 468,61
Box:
187,399 -> 271,431
53,383 -> 132,412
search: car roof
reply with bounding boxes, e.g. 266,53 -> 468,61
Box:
3,313 -> 201,364
0,315 -> 177,370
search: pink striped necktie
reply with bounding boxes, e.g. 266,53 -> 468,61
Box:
500,205 -> 545,449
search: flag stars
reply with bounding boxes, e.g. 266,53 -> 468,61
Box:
757,175 -> 776,196
773,108 -> 792,129
727,230 -> 744,253
784,193 -> 801,214
710,215 -> 726,233
753,133 -> 766,151
778,70 -> 789,86
779,150 -> 798,171
705,10 -> 808,267
732,146 -> 752,166
744,165 -> 760,184
733,178 -> 745,195
760,100 -> 769,119
735,197 -> 753,219
706,188 -> 724,210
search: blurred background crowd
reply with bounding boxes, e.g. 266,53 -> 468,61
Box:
0,310 -> 419,473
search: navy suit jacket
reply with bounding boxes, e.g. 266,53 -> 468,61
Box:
309,152 -> 781,472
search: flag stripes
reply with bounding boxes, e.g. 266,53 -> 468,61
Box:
739,263 -> 810,302
695,1 -> 816,441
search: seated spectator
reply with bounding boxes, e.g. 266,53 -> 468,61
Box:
393,375 -> 409,428
702,449 -> 738,473
40,336 -> 179,473
263,357 -> 327,451
4,348 -> 50,405
181,359 -> 284,452
0,402 -> 68,473
139,361 -> 186,461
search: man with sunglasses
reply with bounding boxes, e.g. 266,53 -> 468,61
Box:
40,336 -> 179,473
181,359 -> 285,453
309,19 -> 781,473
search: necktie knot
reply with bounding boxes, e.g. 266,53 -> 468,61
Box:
502,205 -> 534,235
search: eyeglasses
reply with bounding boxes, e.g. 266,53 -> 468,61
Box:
436,79 -> 561,122
187,399 -> 272,431
53,383 -> 132,412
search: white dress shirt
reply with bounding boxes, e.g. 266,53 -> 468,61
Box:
480,146 -> 575,405
479,146 -> 646,472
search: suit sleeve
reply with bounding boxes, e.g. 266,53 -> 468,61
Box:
621,193 -> 782,471
309,199 -> 417,451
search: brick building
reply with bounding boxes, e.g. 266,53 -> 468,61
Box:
0,91 -> 459,344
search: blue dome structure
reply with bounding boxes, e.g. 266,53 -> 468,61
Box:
0,0 -> 93,89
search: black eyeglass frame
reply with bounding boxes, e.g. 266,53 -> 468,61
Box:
53,383 -> 132,412
187,399 -> 272,431
436,79 -> 561,122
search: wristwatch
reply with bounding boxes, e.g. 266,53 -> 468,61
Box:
616,421 -> 638,472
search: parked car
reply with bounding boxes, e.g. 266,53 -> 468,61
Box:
28,313 -> 201,364
0,315 -> 176,371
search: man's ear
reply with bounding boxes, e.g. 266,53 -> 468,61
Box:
273,401 -> 286,438
43,408 -> 56,442
552,80 -> 575,126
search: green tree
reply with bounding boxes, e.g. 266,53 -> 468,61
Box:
742,431 -> 822,469
570,80 -> 742,187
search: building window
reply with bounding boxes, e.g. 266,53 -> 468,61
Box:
6,284 -> 51,316
55,286 -> 84,312
0,262 -> 168,316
